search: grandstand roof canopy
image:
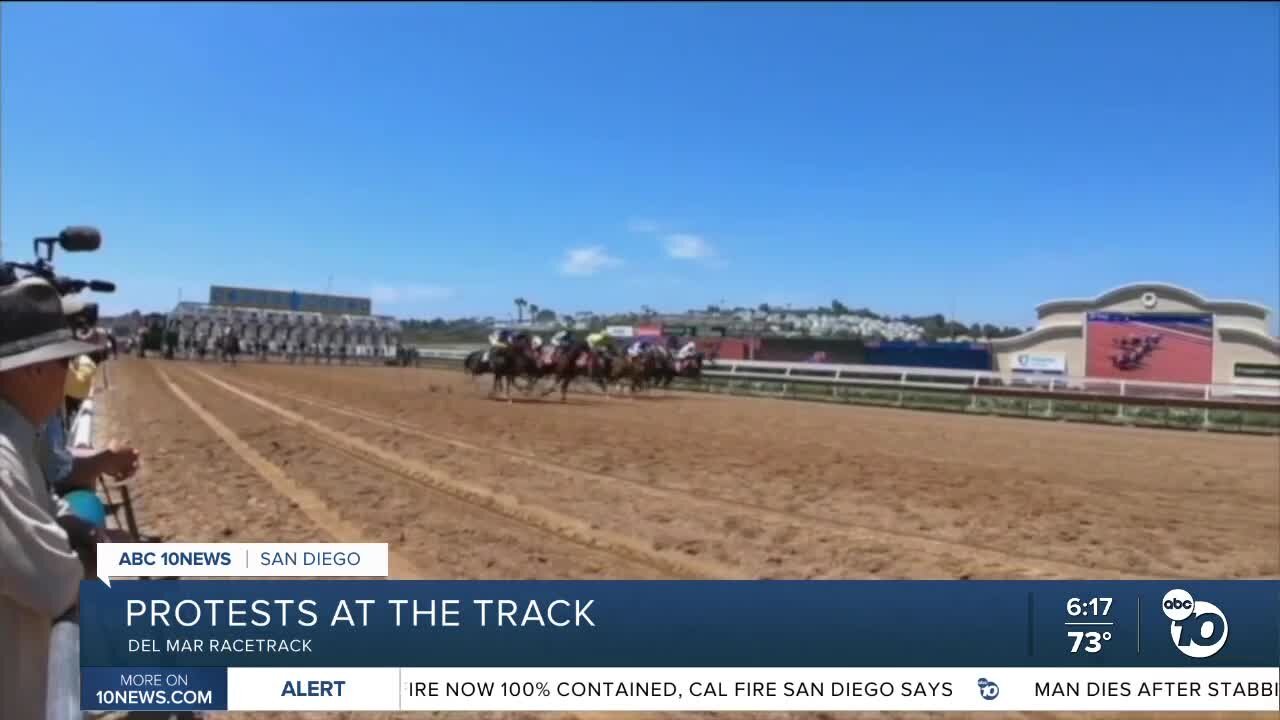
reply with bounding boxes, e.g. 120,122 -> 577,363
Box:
209,285 -> 373,316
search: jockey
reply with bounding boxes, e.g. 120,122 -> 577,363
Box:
586,331 -> 616,371
529,334 -> 546,363
676,341 -> 698,360
627,340 -> 649,358
586,331 -> 614,354
485,329 -> 511,363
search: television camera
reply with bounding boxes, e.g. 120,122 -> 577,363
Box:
1,226 -> 114,333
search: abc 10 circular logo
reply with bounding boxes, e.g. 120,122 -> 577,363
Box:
1162,589 -> 1228,659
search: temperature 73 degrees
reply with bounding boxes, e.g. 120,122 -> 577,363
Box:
1065,596 -> 1115,654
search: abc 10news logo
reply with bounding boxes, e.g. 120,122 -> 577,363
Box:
1162,589 -> 1228,659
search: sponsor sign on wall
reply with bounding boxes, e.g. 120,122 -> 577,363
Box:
605,325 -> 634,338
1012,352 -> 1067,374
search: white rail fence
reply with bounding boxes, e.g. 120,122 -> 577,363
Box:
409,347 -> 1280,405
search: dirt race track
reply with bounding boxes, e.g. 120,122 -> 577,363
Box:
97,357 -> 1280,720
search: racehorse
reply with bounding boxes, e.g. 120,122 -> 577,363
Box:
463,349 -> 491,378
538,341 -> 597,402
219,332 -> 240,365
641,346 -> 711,391
619,350 -> 659,395
489,338 -> 540,402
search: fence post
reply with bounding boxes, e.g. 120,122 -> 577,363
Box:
47,618 -> 80,720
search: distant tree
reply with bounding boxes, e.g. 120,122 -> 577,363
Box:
528,303 -> 540,322
831,299 -> 849,315
758,303 -> 771,313
514,298 -> 527,323
535,308 -> 557,323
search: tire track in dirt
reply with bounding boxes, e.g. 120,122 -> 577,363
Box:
260,362 -> 1280,498
244,363 -> 1279,559
210,371 -> 1152,579
163,366 -> 666,580
157,367 -> 426,579
187,367 -> 740,580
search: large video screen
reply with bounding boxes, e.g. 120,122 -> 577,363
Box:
1085,312 -> 1214,384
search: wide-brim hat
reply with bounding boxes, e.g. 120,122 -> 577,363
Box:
0,277 -> 105,372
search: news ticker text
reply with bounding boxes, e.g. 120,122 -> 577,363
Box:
82,667 -> 1279,712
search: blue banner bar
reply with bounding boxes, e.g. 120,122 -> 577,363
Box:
81,666 -> 227,712
80,580 -> 1280,668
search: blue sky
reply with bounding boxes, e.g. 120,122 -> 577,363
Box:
2,2 -> 1277,328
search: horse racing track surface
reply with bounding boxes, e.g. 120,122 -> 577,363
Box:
107,358 -> 1279,720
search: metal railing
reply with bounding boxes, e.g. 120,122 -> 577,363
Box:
47,615 -> 81,720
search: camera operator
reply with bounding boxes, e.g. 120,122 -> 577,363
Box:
0,277 -> 103,720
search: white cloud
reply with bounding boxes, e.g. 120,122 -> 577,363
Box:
627,218 -> 661,234
626,217 -> 727,266
559,246 -> 622,276
370,284 -> 456,305
664,233 -> 716,261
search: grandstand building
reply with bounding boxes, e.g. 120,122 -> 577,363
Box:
167,286 -> 402,359
990,282 -> 1280,387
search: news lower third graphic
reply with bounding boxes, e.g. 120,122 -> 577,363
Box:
81,544 -> 1280,712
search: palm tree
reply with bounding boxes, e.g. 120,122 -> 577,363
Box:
514,298 -> 527,324
529,303 -> 540,324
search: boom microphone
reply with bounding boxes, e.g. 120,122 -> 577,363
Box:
58,226 -> 102,252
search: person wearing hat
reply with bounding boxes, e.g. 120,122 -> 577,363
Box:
0,276 -> 104,720
63,352 -> 96,423
40,300 -> 138,495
